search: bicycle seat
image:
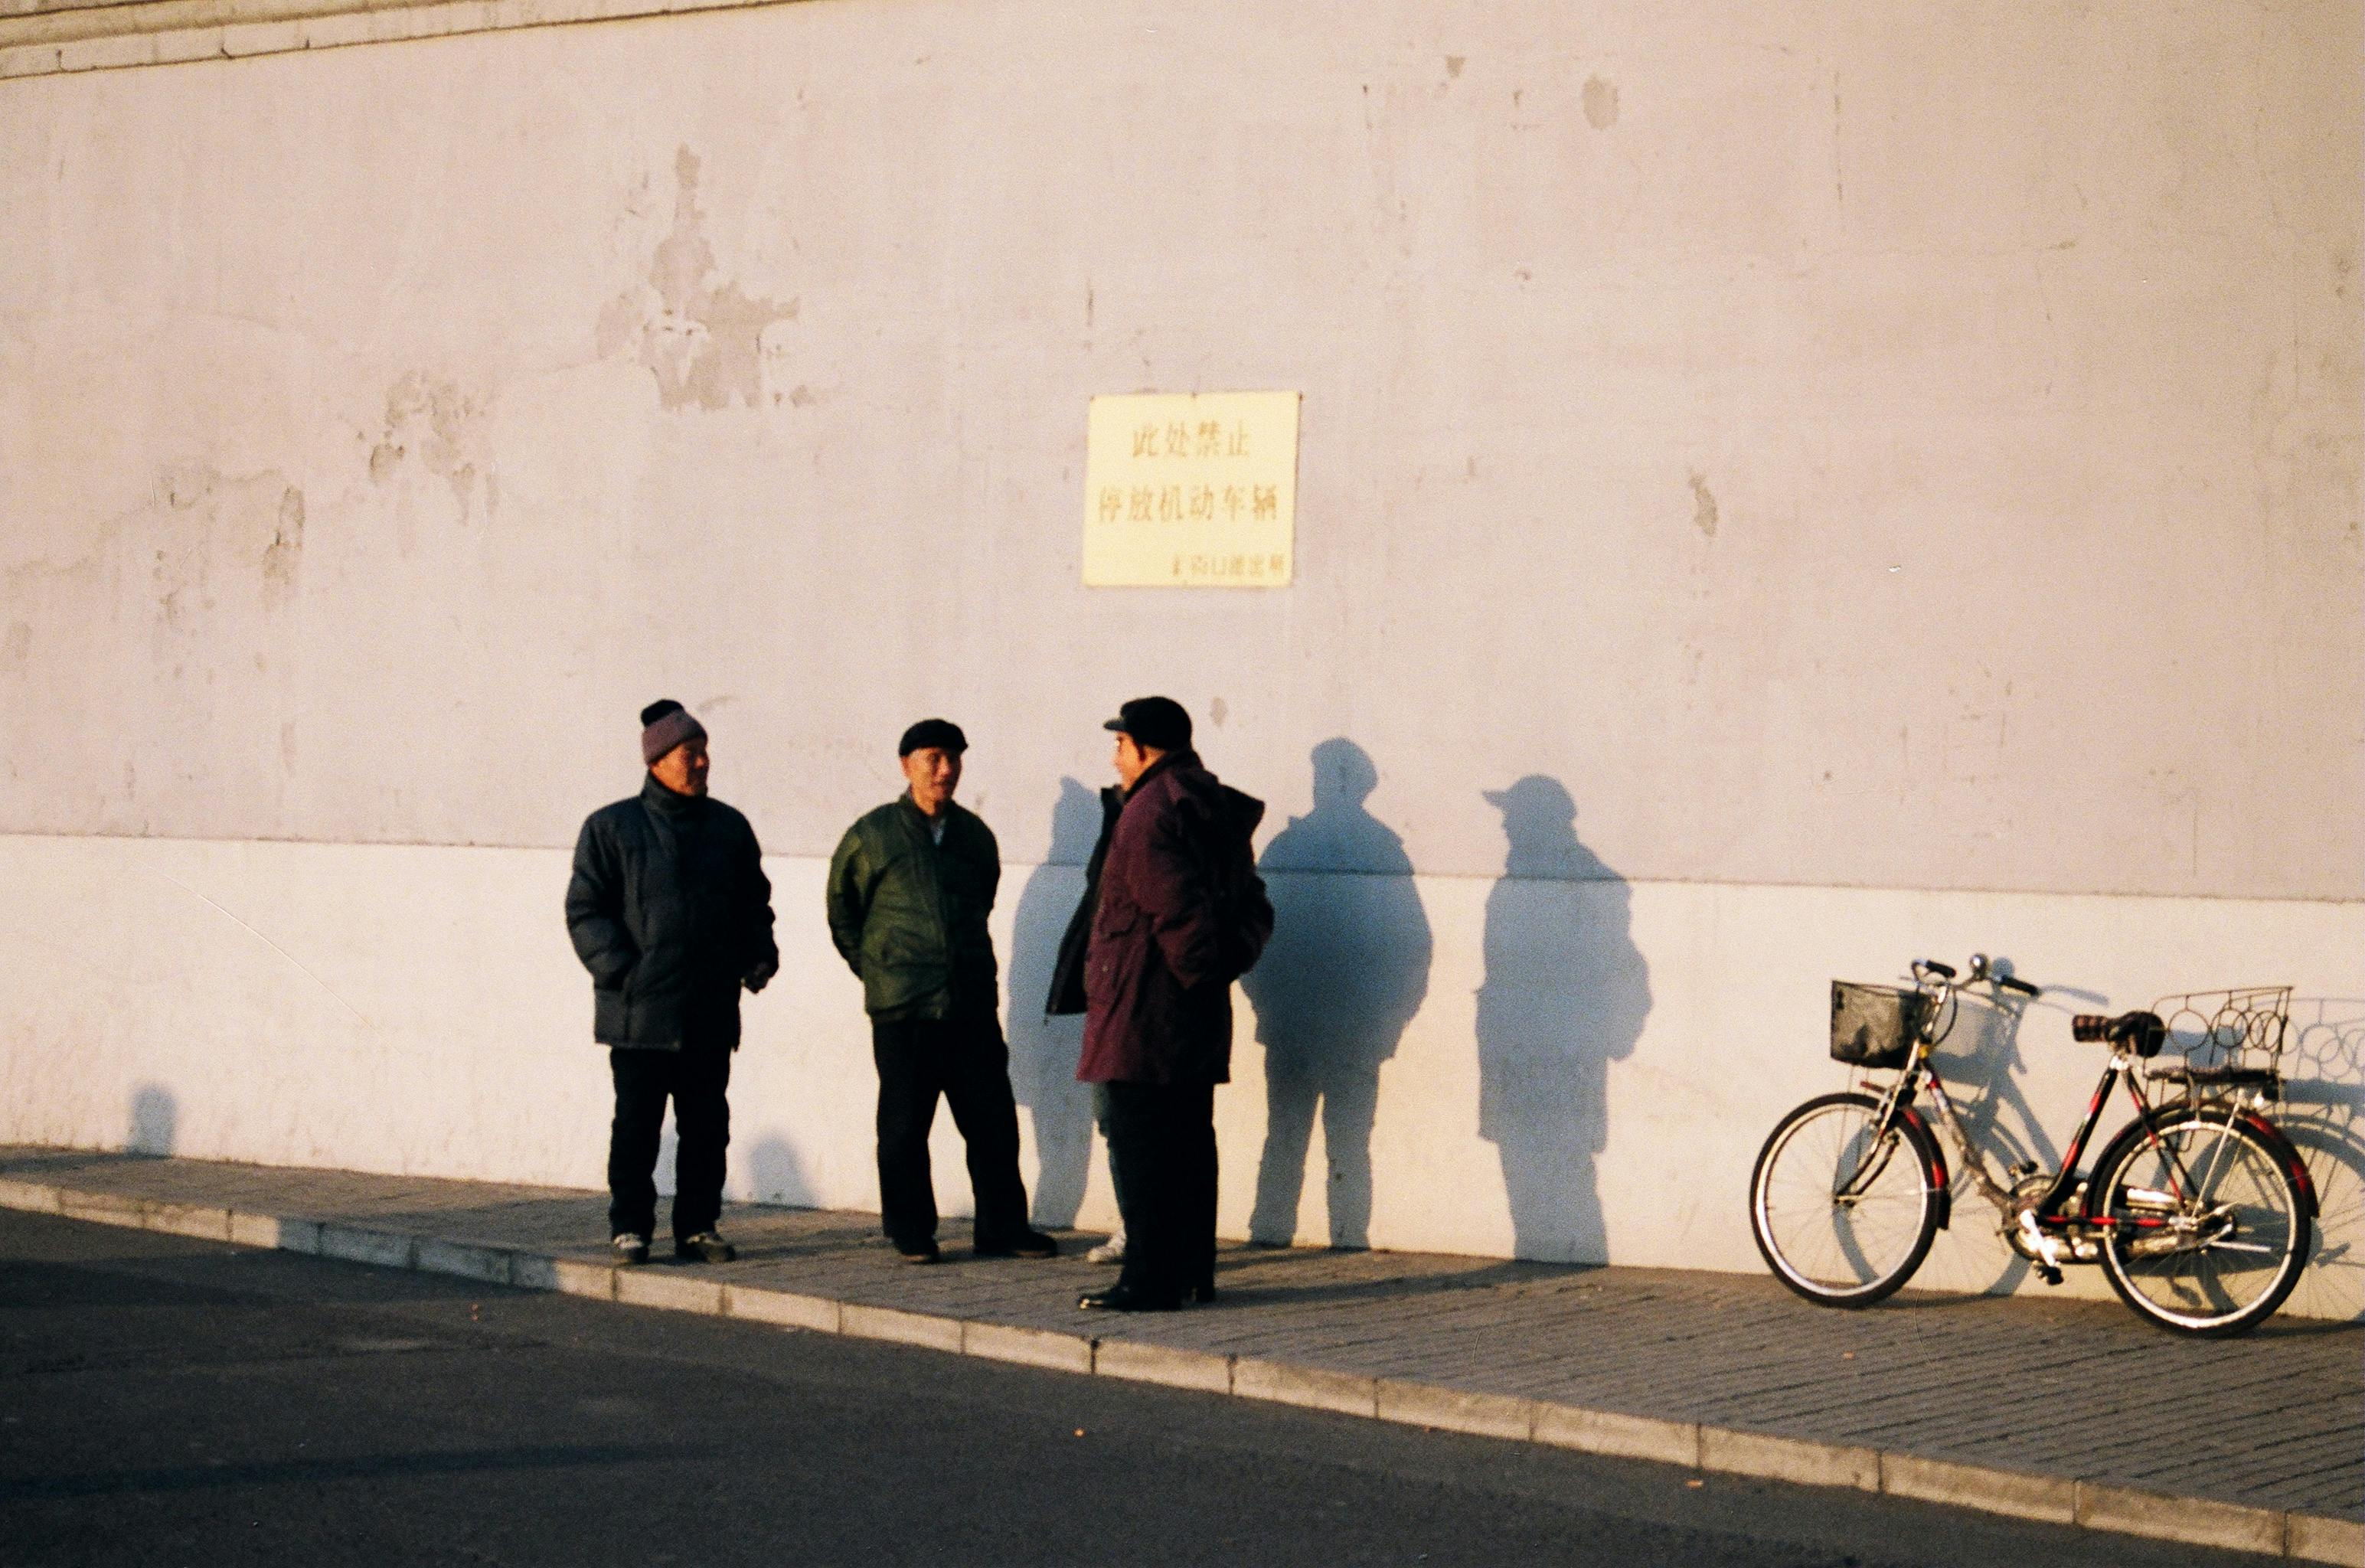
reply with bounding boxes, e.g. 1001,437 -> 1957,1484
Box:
2072,1010 -> 2166,1057
2150,1062 -> 2281,1092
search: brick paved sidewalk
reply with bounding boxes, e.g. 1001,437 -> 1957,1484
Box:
2,1145 -> 2356,1563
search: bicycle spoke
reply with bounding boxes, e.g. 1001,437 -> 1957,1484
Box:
1754,1096 -> 1936,1302
2102,1118 -> 2303,1332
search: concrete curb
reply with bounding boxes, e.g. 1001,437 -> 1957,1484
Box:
6,1178 -> 2354,1566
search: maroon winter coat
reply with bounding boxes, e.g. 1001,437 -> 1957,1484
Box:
1077,751 -> 1264,1086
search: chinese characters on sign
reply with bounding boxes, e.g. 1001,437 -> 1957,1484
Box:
1082,391 -> 1299,586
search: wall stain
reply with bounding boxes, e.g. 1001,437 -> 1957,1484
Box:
2,622 -> 29,665
369,374 -> 493,521
1583,75 -> 1619,130
599,146 -> 799,413
1687,471 -> 1719,539
261,485 -> 303,604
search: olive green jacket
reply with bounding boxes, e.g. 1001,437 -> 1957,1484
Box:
825,795 -> 1001,1021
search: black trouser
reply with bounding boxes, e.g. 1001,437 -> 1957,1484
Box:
1102,1080 -> 1217,1302
871,1014 -> 1031,1250
608,1040 -> 733,1241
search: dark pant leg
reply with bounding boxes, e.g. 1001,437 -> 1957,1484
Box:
938,1014 -> 1032,1245
872,1019 -> 945,1249
668,1040 -> 734,1239
1089,1083 -> 1129,1221
607,1047 -> 671,1240
1183,1083 -> 1218,1293
1106,1082 -> 1191,1302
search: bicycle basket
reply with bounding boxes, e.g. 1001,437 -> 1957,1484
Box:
1831,982 -> 1926,1069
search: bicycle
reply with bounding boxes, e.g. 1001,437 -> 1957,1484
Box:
1747,954 -> 2318,1336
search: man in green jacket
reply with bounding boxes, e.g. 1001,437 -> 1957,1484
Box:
826,719 -> 1057,1264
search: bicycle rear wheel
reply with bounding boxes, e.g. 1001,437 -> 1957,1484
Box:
1750,1091 -> 1942,1307
2093,1109 -> 2310,1337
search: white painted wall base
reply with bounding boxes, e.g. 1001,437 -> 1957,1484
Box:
3,832 -> 2357,1319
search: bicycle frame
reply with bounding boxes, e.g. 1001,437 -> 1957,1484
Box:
1850,969 -> 2255,1256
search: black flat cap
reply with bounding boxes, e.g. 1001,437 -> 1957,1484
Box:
1103,696 -> 1192,752
898,717 -> 968,757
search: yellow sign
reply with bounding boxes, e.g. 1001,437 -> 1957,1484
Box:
1082,391 -> 1299,587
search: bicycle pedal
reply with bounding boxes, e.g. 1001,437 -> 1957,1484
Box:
2034,1263 -> 2063,1286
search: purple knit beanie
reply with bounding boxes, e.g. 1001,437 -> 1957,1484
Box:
639,699 -> 707,766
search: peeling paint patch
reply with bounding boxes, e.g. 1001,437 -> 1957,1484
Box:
603,146 -> 798,413
1583,75 -> 1619,130
1688,471 -> 1718,539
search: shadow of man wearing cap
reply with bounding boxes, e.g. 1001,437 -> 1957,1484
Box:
1474,776 -> 1650,1263
1242,739 -> 1432,1249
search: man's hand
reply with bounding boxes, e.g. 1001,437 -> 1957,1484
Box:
744,956 -> 779,995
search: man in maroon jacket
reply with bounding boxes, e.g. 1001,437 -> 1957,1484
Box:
1076,697 -> 1269,1312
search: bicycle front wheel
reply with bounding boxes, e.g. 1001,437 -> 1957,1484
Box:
2094,1109 -> 2311,1337
1750,1091 -> 1942,1307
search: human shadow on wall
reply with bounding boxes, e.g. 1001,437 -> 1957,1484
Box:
1474,776 -> 1650,1263
126,1085 -> 177,1157
1005,777 -> 1103,1230
746,1134 -> 815,1209
1241,740 -> 1432,1249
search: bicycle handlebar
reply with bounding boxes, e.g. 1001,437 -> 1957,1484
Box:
1917,956 -> 2042,998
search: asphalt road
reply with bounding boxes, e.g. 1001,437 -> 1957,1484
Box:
0,1210 -> 2272,1568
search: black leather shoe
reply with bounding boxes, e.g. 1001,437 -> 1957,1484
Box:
1078,1283 -> 1182,1312
895,1241 -> 941,1265
975,1230 -> 1060,1259
1192,1281 -> 1217,1305
674,1232 -> 737,1263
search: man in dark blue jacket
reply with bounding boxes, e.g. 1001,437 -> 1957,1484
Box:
567,700 -> 777,1265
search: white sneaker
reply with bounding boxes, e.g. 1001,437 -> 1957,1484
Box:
1086,1231 -> 1127,1265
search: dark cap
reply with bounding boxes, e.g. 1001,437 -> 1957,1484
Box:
897,717 -> 968,757
1102,696 -> 1192,753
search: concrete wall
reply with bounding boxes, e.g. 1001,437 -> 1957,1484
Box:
2,0 -> 2359,1313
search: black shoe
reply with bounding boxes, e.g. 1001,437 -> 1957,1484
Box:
612,1233 -> 651,1266
1193,1281 -> 1217,1305
674,1232 -> 737,1263
1079,1283 -> 1182,1312
895,1240 -> 941,1265
975,1230 -> 1060,1259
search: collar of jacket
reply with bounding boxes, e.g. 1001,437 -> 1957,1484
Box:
897,792 -> 962,835
641,772 -> 707,818
1123,748 -> 1200,802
